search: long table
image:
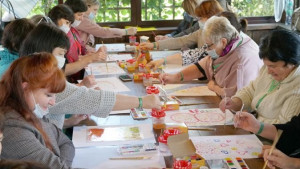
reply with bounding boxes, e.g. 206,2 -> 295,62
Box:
72,62 -> 266,168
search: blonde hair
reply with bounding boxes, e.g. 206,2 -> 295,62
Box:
203,16 -> 238,44
182,0 -> 202,17
83,0 -> 99,6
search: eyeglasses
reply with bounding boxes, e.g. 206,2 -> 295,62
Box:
202,43 -> 214,50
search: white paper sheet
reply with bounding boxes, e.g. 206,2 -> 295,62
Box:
162,64 -> 186,74
96,43 -> 126,52
93,77 -> 130,92
73,124 -> 155,148
154,84 -> 217,96
164,108 -> 234,126
190,134 -> 263,160
150,50 -> 181,60
72,146 -> 166,169
86,62 -> 126,75
107,54 -> 133,61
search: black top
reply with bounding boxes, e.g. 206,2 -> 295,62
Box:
275,115 -> 300,158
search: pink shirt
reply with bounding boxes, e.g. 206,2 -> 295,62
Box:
199,32 -> 263,97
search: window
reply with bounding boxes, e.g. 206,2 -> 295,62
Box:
231,0 -> 274,17
28,0 -> 58,17
97,0 -> 131,22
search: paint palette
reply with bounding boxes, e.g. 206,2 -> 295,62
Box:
131,108 -> 148,120
223,157 -> 249,169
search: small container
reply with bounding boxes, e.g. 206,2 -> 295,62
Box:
151,109 -> 165,129
119,61 -> 126,68
173,160 -> 192,169
164,128 -> 180,137
126,59 -> 136,73
129,36 -> 137,45
146,86 -> 159,95
139,63 -> 146,73
143,73 -> 153,86
158,134 -> 169,153
140,36 -> 149,43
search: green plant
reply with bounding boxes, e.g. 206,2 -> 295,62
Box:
231,0 -> 274,17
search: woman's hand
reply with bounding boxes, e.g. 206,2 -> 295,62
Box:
146,59 -> 164,71
219,97 -> 234,112
126,27 -> 137,35
159,73 -> 180,85
78,75 -> 97,88
139,42 -> 154,50
63,114 -> 89,128
264,148 -> 300,169
142,94 -> 162,109
207,80 -> 216,91
155,35 -> 169,41
234,111 -> 260,133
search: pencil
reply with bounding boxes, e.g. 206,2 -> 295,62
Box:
235,103 -> 244,128
262,130 -> 283,169
102,41 -> 108,72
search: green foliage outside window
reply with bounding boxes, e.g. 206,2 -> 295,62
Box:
97,0 -> 131,22
231,0 -> 274,17
28,0 -> 58,17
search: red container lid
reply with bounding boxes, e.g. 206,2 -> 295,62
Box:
126,59 -> 136,64
129,35 -> 136,39
139,64 -> 145,68
158,134 -> 168,144
146,86 -> 159,94
143,73 -> 153,79
164,128 -> 180,136
151,109 -> 165,118
173,160 -> 192,169
134,42 -> 140,46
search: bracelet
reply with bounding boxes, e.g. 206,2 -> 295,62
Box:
138,97 -> 143,109
153,42 -> 157,50
256,122 -> 264,135
163,57 -> 167,65
180,72 -> 184,82
125,29 -> 128,35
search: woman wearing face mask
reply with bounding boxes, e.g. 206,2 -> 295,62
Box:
160,16 -> 263,98
48,4 -> 107,83
220,29 -> 300,124
147,11 -> 247,71
19,23 -> 162,129
0,18 -> 35,78
140,0 -> 223,51
0,53 -> 74,168
75,0 -> 137,51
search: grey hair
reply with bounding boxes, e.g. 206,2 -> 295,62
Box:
203,16 -> 238,44
83,0 -> 100,6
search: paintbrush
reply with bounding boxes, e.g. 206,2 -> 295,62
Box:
235,103 -> 244,128
262,130 -> 283,169
102,41 -> 108,72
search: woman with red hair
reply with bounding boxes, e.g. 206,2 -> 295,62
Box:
0,52 -> 74,168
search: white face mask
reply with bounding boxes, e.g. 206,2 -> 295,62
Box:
88,12 -> 95,20
59,24 -> 70,34
207,49 -> 219,60
71,19 -> 81,27
55,55 -> 66,69
31,92 -> 49,119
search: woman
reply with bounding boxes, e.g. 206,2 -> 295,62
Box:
234,111 -> 300,169
220,29 -> 300,124
48,4 -> 106,83
159,16 -> 262,97
19,23 -> 161,129
0,18 -> 35,78
75,0 -> 137,50
147,11 -> 248,70
140,0 -> 224,50
0,53 -> 74,168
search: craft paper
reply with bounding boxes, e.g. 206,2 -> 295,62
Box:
73,124 -> 155,148
86,62 -> 126,75
154,84 -> 217,96
96,43 -> 126,52
107,54 -> 132,61
190,134 -> 263,160
94,77 -> 130,92
165,108 -> 233,126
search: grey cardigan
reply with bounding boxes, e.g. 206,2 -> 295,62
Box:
1,111 -> 75,169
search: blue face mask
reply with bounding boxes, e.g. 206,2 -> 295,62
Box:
207,49 -> 219,60
32,92 -> 49,119
88,12 -> 95,20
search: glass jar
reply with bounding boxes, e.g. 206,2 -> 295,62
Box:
129,35 -> 136,46
126,59 -> 136,73
151,109 -> 165,129
158,134 -> 169,153
143,73 -> 153,87
139,63 -> 146,73
146,86 -> 159,95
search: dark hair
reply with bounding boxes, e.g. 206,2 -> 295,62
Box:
1,18 -> 35,53
0,160 -> 50,169
48,4 -> 74,25
0,112 -> 4,132
217,11 -> 248,33
65,0 -> 88,13
195,0 -> 223,18
259,29 -> 300,66
19,23 -> 70,57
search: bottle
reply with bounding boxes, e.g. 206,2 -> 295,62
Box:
285,0 -> 294,25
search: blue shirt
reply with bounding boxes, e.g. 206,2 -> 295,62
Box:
0,48 -> 19,78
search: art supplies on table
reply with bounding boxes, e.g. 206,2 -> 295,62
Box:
96,43 -> 126,52
190,134 -> 263,160
154,84 -> 217,97
86,62 -> 126,75
165,108 -> 234,127
130,108 -> 148,120
107,54 -> 133,61
223,157 -> 249,169
118,143 -> 157,155
73,124 -> 155,148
